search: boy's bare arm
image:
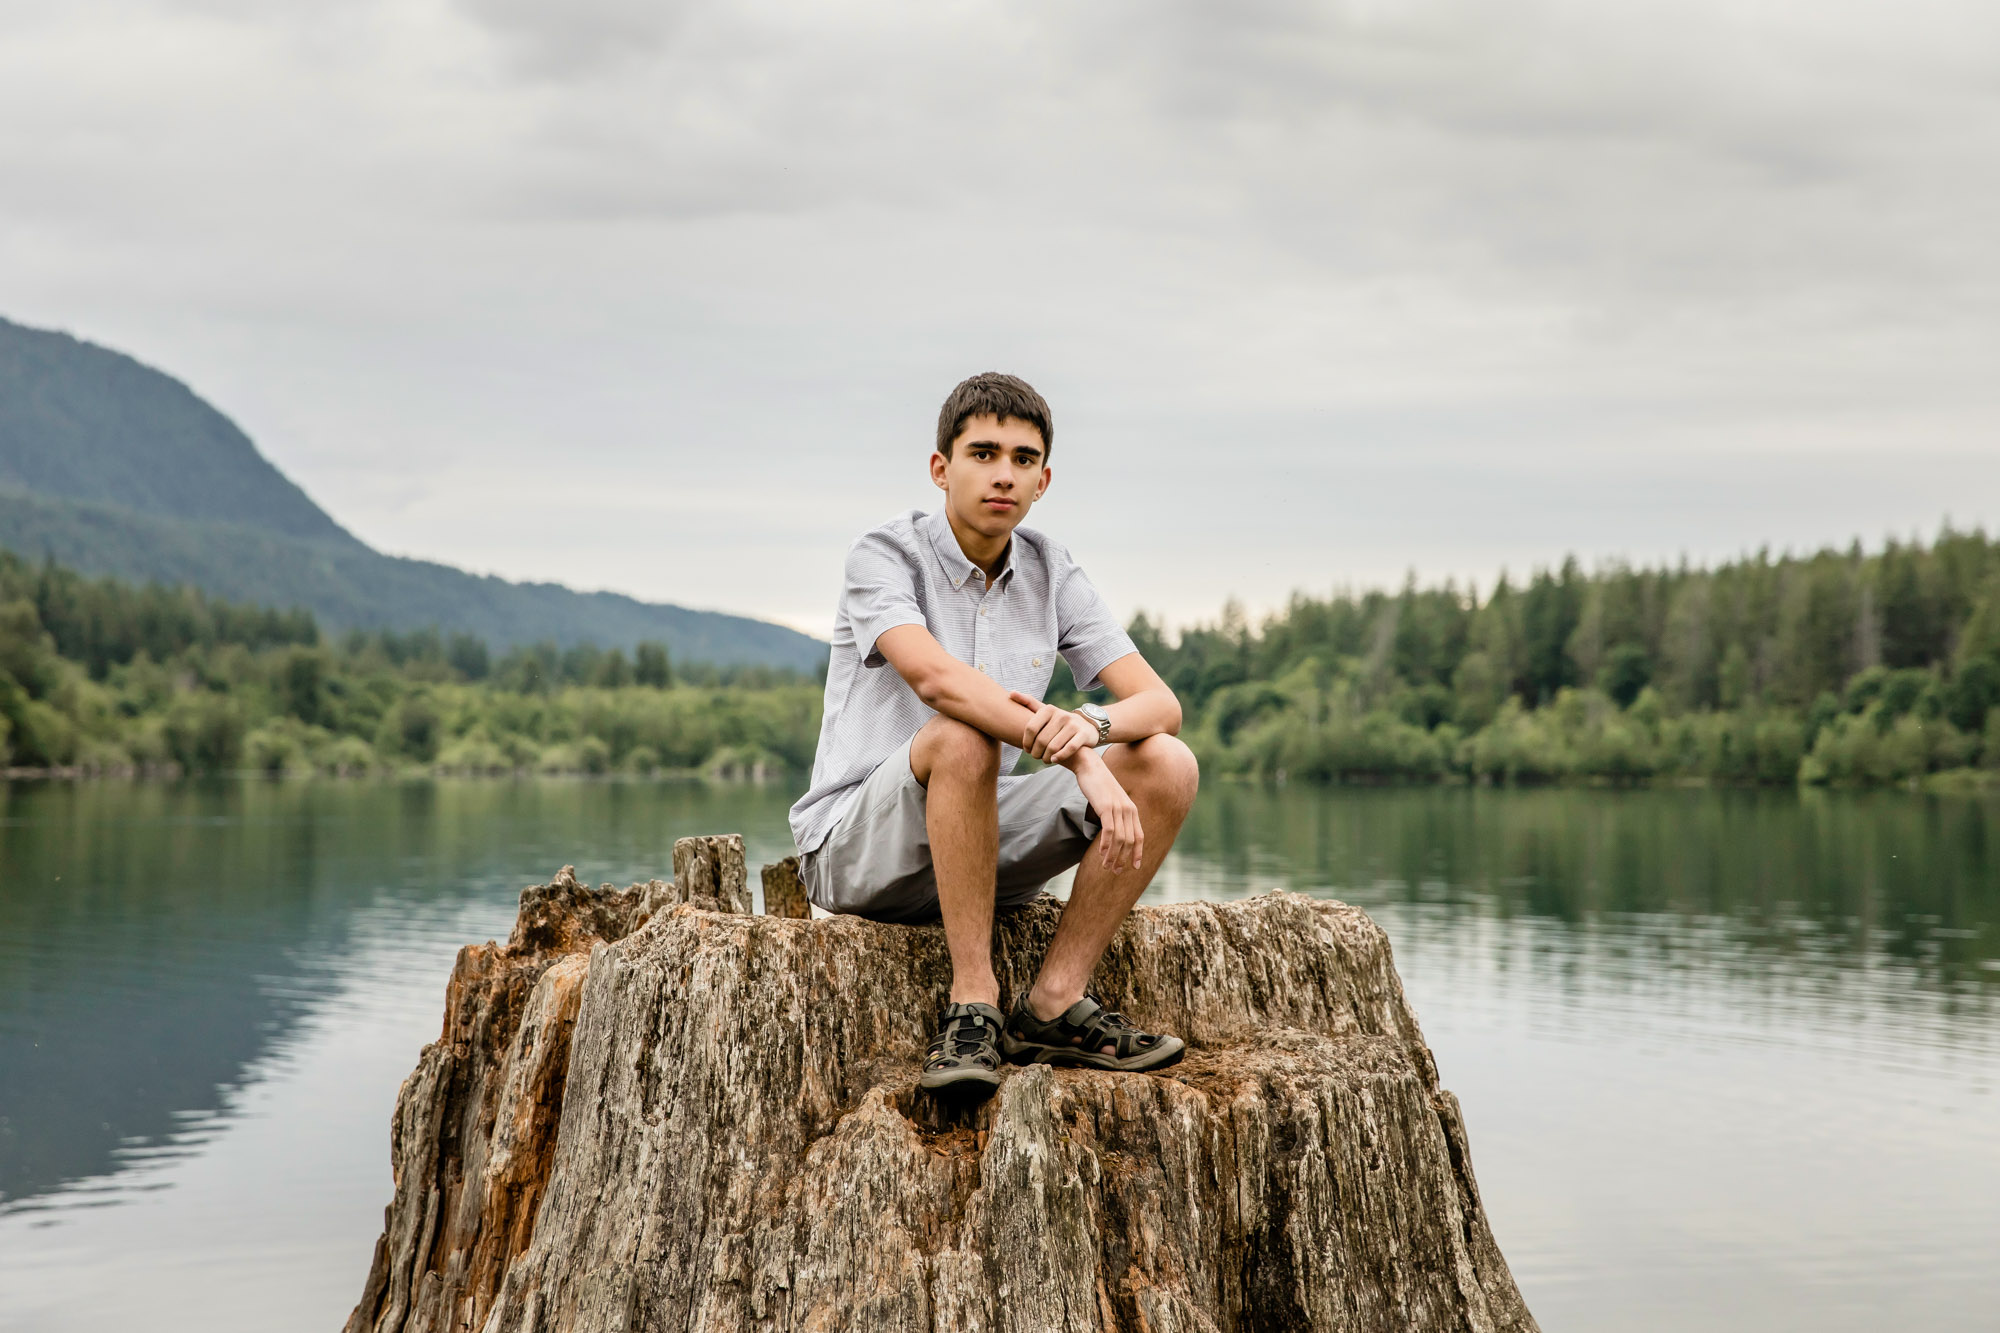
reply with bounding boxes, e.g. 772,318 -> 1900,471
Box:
1087,654 -> 1183,742
1004,653 -> 1179,767
876,623 -> 1044,743
874,628 -> 1181,758
875,623 -> 1160,873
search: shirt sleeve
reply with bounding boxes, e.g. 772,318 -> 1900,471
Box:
1055,561 -> 1138,692
843,531 -> 929,668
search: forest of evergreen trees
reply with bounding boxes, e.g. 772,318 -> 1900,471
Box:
1077,525 -> 2000,788
3,527 -> 1998,787
0,552 -> 819,778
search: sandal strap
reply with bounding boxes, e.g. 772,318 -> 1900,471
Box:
1056,996 -> 1163,1059
928,1001 -> 1004,1068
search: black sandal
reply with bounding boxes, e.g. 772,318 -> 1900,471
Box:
1002,995 -> 1185,1072
920,1001 -> 1006,1092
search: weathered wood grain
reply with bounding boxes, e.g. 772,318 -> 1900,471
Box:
761,857 -> 810,919
673,835 -> 752,915
347,860 -> 1537,1333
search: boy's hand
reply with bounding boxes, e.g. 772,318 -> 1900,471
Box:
1068,751 -> 1144,873
1007,689 -> 1099,765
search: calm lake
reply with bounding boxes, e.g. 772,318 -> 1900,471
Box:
1,778 -> 1996,1331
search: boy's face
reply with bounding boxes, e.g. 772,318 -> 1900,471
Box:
931,413 -> 1051,543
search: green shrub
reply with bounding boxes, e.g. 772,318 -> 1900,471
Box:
317,735 -> 378,776
436,733 -> 514,775
375,691 -> 442,763
536,742 -> 584,774
243,718 -> 322,776
162,692 -> 245,772
705,744 -> 783,780
1465,699 -> 1571,783
9,697 -> 79,766
1803,711 -> 1971,785
1266,710 -> 1449,782
73,737 -> 134,774
1750,715 -> 1807,784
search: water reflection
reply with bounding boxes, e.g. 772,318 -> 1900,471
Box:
1147,785 -> 2000,1333
0,779 -> 1996,1333
1147,786 -> 2000,1103
0,778 -> 804,1214
1165,785 -> 1998,983
1156,785 -> 1997,1012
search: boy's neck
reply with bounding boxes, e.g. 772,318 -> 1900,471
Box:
944,507 -> 1012,581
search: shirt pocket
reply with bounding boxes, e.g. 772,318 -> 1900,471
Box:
1001,644 -> 1059,702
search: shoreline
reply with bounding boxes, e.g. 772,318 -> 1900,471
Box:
5,765 -> 1995,793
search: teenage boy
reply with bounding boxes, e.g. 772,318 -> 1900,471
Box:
788,372 -> 1200,1095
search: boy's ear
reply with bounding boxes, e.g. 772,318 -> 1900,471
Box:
1035,464 -> 1052,500
930,451 -> 949,490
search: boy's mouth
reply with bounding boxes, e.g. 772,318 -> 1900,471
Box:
981,497 -> 1017,511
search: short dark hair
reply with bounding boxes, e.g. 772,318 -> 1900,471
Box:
935,372 -> 1053,460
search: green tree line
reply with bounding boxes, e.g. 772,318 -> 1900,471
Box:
1053,525 -> 2000,789
0,552 -> 819,777
7,526 -> 2000,788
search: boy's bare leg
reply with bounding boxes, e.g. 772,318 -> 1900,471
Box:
1027,734 -> 1200,1024
909,715 -> 1003,1006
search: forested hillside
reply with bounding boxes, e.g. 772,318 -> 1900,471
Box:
0,316 -> 825,669
0,489 -> 825,669
1062,526 -> 2000,788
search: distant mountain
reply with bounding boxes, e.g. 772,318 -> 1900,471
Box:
0,317 -> 825,670
0,318 -> 356,544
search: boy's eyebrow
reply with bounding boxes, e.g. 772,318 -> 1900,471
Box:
966,439 -> 1045,461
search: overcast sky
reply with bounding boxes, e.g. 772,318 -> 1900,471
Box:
3,0 -> 1996,637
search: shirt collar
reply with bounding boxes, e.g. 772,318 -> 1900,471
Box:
923,506 -> 1015,591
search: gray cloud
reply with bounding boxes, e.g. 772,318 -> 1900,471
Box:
460,0 -> 695,76
0,0 -> 1995,633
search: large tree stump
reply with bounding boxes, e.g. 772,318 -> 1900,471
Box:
347,860 -> 1537,1333
342,867 -> 655,1333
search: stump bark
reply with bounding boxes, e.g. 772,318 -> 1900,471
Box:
760,857 -> 810,920
346,856 -> 1537,1333
671,836 -> 752,916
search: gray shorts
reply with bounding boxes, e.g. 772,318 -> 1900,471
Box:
799,737 -> 1101,924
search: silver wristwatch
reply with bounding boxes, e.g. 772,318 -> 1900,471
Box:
1075,702 -> 1112,746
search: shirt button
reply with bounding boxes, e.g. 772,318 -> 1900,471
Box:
1032,657 -> 1042,667
979,608 -> 988,617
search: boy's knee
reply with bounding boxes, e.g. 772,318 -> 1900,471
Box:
1130,734 -> 1200,808
913,715 -> 1000,784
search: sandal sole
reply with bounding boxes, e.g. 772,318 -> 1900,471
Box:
1001,1036 -> 1186,1073
918,1066 -> 1004,1092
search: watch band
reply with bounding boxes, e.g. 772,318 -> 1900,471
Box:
1077,704 -> 1112,746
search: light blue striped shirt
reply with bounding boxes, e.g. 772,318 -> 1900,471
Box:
788,507 -> 1137,854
